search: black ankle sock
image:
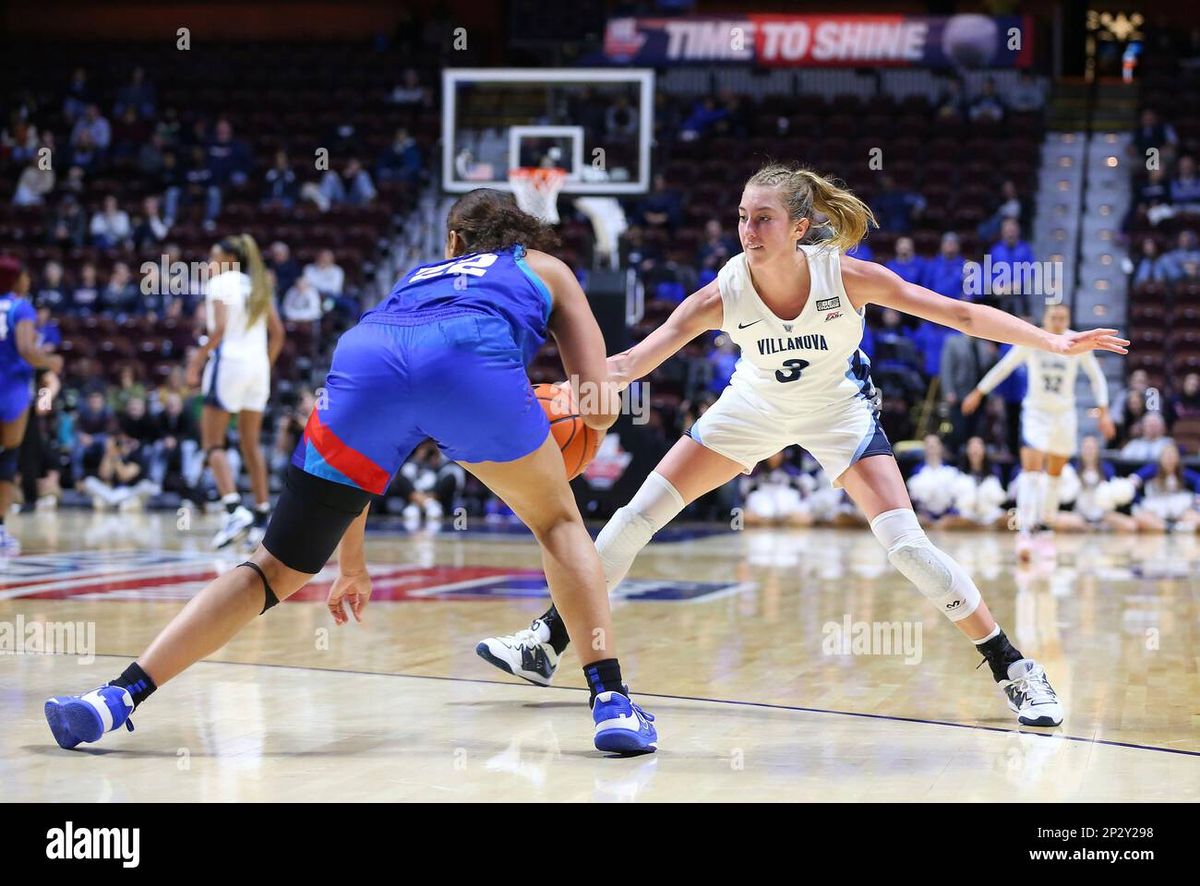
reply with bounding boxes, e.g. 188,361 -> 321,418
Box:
110,662 -> 157,709
976,629 -> 1023,683
253,506 -> 270,527
583,658 -> 624,702
224,500 -> 239,515
538,605 -> 570,655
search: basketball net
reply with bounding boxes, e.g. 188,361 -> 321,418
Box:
509,167 -> 566,224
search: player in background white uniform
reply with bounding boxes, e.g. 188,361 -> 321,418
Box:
186,234 -> 284,549
479,164 -> 1129,727
961,303 -> 1114,560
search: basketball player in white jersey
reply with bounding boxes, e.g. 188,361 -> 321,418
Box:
960,302 -> 1114,560
478,164 -> 1128,727
186,234 -> 284,549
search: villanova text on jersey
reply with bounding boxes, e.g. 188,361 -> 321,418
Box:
756,332 -> 830,356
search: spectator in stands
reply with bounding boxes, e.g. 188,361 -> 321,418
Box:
34,261 -> 68,311
679,96 -> 728,141
110,364 -> 147,413
152,391 -> 200,502
12,160 -> 54,206
68,129 -> 99,170
271,387 -> 316,478
634,173 -> 683,231
262,150 -> 298,208
1171,372 -> 1200,421
1116,387 -> 1147,445
138,132 -> 167,176
3,111 -> 39,163
912,320 -> 952,377
71,263 -> 100,314
70,104 -> 111,154
100,263 -> 138,317
1008,71 -> 1047,113
132,195 -> 170,251
1131,441 -> 1200,533
117,396 -> 158,474
885,236 -> 925,287
63,67 -> 92,123
696,218 -> 738,276
1128,167 -> 1173,229
303,248 -> 345,305
978,180 -> 1027,243
968,77 -> 1007,124
933,78 -> 967,120
1130,108 -> 1178,164
907,434 -> 964,525
741,450 -> 814,527
114,66 -> 156,120
1131,236 -> 1166,286
923,231 -> 966,298
940,332 -> 998,454
73,388 -> 113,477
388,68 -> 432,108
872,174 -> 925,235
1158,229 -> 1200,283
376,129 -> 422,186
110,105 -> 152,162
318,157 -> 376,208
265,240 -> 300,298
283,276 -> 323,323
605,95 -> 639,142
619,225 -> 664,280
89,195 -> 132,251
941,435 -> 1009,529
180,144 -> 219,223
1169,155 -> 1200,212
205,118 -> 251,188
35,303 -> 62,351
988,218 -> 1036,315
1120,411 -> 1173,462
81,433 -> 158,512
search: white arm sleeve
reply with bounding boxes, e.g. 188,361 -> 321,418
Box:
975,345 -> 1028,395
1080,351 -> 1110,408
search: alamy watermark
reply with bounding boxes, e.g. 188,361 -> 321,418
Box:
822,614 -> 922,665
549,376 -> 650,425
964,256 -> 1064,304
140,257 -> 240,295
0,616 -> 96,663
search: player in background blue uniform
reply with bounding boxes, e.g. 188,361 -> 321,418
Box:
0,258 -> 64,554
44,190 -> 658,755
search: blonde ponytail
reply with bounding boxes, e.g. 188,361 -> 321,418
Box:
221,233 -> 272,328
746,164 -> 877,253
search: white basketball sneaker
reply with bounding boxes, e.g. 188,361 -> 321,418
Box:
999,659 -> 1063,726
212,505 -> 254,549
476,619 -> 560,686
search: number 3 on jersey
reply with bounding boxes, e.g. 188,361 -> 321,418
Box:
776,358 -> 810,384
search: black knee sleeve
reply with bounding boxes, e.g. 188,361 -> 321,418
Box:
261,464 -> 373,574
0,446 -> 18,483
238,560 -> 279,614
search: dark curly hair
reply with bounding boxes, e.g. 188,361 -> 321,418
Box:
446,188 -> 560,254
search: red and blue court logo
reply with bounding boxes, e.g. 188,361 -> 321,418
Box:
0,551 -> 750,603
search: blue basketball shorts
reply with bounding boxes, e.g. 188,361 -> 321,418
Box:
0,378 -> 33,424
291,314 -> 550,494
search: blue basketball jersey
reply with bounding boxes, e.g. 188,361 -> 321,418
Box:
360,244 -> 552,365
0,294 -> 37,385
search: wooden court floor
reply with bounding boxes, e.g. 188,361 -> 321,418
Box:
1,510 -> 1197,802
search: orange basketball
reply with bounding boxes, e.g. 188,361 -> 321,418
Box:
533,383 -> 604,480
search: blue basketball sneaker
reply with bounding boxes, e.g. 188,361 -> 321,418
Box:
44,685 -> 136,750
592,690 -> 657,755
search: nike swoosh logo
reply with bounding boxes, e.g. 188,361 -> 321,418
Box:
737,320 -> 764,329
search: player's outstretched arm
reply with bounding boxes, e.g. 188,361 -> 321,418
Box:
607,278 -> 724,391
841,255 -> 1130,358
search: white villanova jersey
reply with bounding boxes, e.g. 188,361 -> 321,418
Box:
205,269 -> 268,362
975,344 -> 1108,414
717,245 -> 876,409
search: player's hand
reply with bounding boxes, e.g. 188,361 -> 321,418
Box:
327,569 -> 372,625
961,388 -> 983,416
1050,328 -> 1130,357
1099,412 -> 1117,441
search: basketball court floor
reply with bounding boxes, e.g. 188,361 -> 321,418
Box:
2,510 -> 1197,802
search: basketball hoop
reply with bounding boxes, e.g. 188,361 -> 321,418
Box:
509,167 -> 566,224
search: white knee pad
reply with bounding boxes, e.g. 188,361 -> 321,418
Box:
870,508 -> 981,623
595,471 -> 685,592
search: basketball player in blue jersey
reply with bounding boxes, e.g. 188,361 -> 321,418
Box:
44,190 -> 658,755
480,164 -> 1129,728
0,258 -> 63,555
